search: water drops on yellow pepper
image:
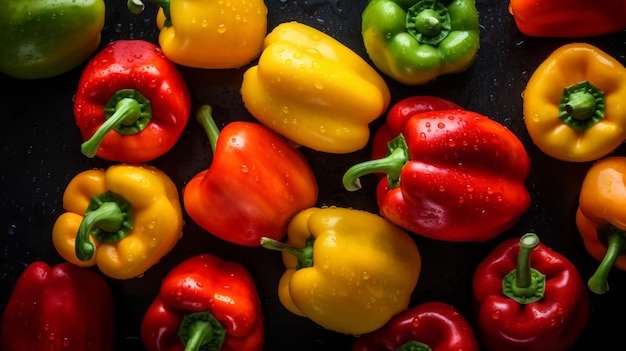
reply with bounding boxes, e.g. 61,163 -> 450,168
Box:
128,0 -> 267,69
52,164 -> 183,280
261,206 -> 421,335
240,21 -> 391,154
523,43 -> 626,162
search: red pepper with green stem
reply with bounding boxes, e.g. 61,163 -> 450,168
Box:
0,261 -> 114,351
343,103 -> 530,242
472,233 -> 589,351
182,105 -> 318,246
74,39 -> 190,163
141,254 -> 264,351
352,301 -> 479,351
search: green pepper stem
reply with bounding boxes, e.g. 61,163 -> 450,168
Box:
342,134 -> 409,191
406,0 -> 451,45
195,105 -> 221,154
397,340 -> 432,351
75,202 -> 124,261
558,80 -> 605,131
81,98 -> 142,158
260,236 -> 314,270
588,232 -> 626,294
183,320 -> 213,351
501,233 -> 546,304
127,0 -> 172,26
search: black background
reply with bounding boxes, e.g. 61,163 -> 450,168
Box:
1,0 -> 626,349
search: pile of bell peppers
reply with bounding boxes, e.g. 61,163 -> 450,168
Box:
4,1 -> 626,349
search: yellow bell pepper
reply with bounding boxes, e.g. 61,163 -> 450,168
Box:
128,0 -> 267,69
240,21 -> 391,154
576,156 -> 626,294
52,164 -> 183,280
261,206 -> 421,335
523,43 -> 626,162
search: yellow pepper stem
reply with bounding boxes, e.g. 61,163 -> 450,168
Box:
501,233 -> 546,304
75,191 -> 133,261
260,236 -> 314,270
558,80 -> 605,131
588,224 -> 626,294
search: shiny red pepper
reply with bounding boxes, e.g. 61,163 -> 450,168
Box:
351,301 -> 479,351
508,0 -> 626,37
183,105 -> 318,246
140,254 -> 264,351
74,39 -> 191,163
0,261 -> 114,351
343,99 -> 530,242
472,233 -> 589,351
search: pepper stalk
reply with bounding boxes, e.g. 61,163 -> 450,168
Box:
502,233 -> 546,303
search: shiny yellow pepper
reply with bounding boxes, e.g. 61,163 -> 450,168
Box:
52,164 -> 183,280
523,43 -> 626,162
241,21 -> 391,154
128,0 -> 267,69
261,206 -> 421,335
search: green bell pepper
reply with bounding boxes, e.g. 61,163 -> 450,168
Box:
0,0 -> 105,79
362,0 -> 480,85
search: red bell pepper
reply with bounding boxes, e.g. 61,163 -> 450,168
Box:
74,39 -> 191,163
343,100 -> 531,242
140,254 -> 264,351
351,301 -> 479,351
0,261 -> 114,351
472,233 -> 589,351
182,105 -> 318,246
508,0 -> 626,38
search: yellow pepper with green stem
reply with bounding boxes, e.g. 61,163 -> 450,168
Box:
261,206 -> 421,335
127,0 -> 267,69
241,21 -> 391,154
523,43 -> 626,162
52,164 -> 183,280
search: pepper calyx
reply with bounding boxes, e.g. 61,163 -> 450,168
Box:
127,0 -> 172,27
178,311 -> 226,351
406,0 -> 451,45
587,223 -> 626,294
342,133 -> 409,191
502,233 -> 546,304
81,89 -> 152,158
397,340 -> 432,351
558,80 -> 605,131
75,191 -> 133,261
260,235 -> 315,270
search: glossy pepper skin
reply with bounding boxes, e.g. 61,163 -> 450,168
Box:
361,0 -> 480,85
576,156 -> 626,294
523,43 -> 626,162
141,254 -> 264,351
52,164 -> 184,280
128,0 -> 267,69
241,21 -> 391,154
343,105 -> 530,242
183,105 -> 318,246
0,261 -> 114,350
0,0 -> 105,79
509,0 -> 626,38
473,233 -> 589,351
261,206 -> 421,335
74,40 -> 191,163
352,301 -> 479,351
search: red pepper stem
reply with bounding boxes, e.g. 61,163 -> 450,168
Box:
196,105 -> 220,154
397,340 -> 432,351
587,231 -> 626,294
260,236 -> 314,270
501,233 -> 546,304
178,311 -> 226,351
81,97 -> 143,158
342,134 -> 409,191
75,202 -> 124,261
183,320 -> 213,351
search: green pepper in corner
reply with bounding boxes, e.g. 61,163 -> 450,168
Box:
0,0 -> 105,80
361,0 -> 480,85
